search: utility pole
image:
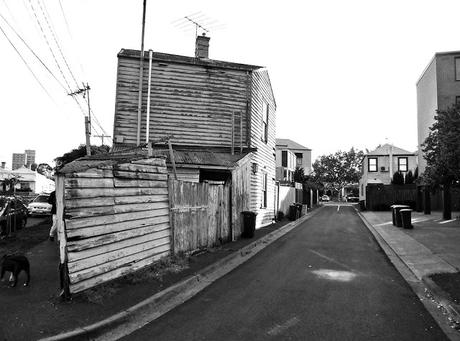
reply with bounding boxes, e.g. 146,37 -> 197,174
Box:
94,133 -> 111,146
137,0 -> 147,146
69,84 -> 91,155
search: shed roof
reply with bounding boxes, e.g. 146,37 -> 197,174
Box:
59,146 -> 251,174
276,139 -> 311,151
118,49 -> 263,72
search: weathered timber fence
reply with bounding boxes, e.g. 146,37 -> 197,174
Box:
366,184 -> 417,211
169,180 -> 231,253
57,157 -> 171,294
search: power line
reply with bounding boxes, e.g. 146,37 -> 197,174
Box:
58,0 -> 86,80
28,0 -> 72,92
0,21 -> 56,103
36,0 -> 80,89
0,12 -> 68,93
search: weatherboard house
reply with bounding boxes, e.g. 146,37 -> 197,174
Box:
358,144 -> 417,204
112,35 -> 277,229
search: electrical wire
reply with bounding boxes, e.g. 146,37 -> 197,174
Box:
0,12 -> 68,93
37,0 -> 79,89
58,0 -> 85,78
0,20 -> 56,103
28,0 -> 72,92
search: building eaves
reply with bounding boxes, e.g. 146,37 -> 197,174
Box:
118,49 -> 263,72
275,138 -> 311,151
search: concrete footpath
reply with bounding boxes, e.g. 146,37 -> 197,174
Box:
359,209 -> 460,336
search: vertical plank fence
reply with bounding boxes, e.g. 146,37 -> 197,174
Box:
169,180 -> 230,254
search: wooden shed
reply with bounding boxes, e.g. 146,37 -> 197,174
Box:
55,155 -> 171,294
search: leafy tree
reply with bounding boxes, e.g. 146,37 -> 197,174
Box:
421,107 -> 460,219
30,163 -> 38,171
54,145 -> 110,170
37,163 -> 54,178
422,107 -> 460,186
405,170 -> 414,184
293,167 -> 306,183
312,148 -> 364,198
392,171 -> 404,185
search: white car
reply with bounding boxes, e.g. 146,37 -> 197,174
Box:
321,195 -> 330,202
27,194 -> 52,216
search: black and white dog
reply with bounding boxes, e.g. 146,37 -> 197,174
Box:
1,255 -> 30,287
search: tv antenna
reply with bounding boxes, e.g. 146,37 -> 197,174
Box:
172,12 -> 226,38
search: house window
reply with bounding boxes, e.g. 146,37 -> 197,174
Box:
281,150 -> 287,167
368,158 -> 378,172
456,58 -> 460,81
295,153 -> 303,167
261,172 -> 267,208
261,102 -> 269,143
398,157 -> 408,172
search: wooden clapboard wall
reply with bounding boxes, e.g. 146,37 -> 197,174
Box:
61,158 -> 171,294
249,69 -> 277,228
231,156 -> 252,238
169,180 -> 230,254
114,53 -> 250,148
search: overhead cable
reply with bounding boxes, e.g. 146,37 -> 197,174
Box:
0,12 -> 68,93
28,0 -> 72,92
0,21 -> 56,103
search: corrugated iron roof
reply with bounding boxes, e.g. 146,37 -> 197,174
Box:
58,146 -> 250,174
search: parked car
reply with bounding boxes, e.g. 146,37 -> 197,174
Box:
321,195 -> 330,202
0,196 -> 28,237
27,194 -> 52,216
346,194 -> 359,203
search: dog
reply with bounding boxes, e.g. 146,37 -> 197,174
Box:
1,255 -> 30,287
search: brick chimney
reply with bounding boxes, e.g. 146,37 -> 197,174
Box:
195,34 -> 210,59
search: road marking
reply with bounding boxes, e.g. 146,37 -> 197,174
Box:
267,317 -> 300,336
308,249 -> 353,271
337,205 -> 340,212
311,269 -> 357,282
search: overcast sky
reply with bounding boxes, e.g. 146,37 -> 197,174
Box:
0,0 -> 457,167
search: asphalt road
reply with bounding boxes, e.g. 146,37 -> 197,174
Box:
124,205 -> 447,341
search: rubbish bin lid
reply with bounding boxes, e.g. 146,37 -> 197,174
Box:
400,209 -> 413,212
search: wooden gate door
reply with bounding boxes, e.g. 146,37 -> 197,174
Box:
170,180 -> 231,254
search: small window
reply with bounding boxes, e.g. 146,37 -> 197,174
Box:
456,58 -> 460,81
261,172 -> 267,208
295,153 -> 303,167
368,158 -> 378,172
261,102 -> 269,143
398,157 -> 408,172
281,150 -> 287,167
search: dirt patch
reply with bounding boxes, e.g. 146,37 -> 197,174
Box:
430,272 -> 460,304
75,255 -> 191,304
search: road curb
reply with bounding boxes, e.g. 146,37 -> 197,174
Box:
356,209 -> 460,337
40,208 -> 321,341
